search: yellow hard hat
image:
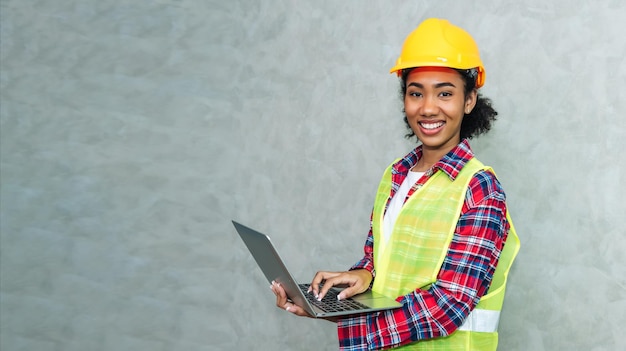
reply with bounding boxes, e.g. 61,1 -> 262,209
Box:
390,18 -> 485,88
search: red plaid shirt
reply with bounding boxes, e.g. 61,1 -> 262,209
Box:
338,140 -> 510,350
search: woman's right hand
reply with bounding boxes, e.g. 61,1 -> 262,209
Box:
270,280 -> 312,318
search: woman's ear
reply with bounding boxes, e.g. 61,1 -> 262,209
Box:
465,89 -> 478,114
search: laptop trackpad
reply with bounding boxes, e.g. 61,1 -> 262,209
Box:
351,290 -> 401,308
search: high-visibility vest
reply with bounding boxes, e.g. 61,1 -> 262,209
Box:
371,157 -> 520,351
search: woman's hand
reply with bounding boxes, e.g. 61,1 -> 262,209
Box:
270,281 -> 312,318
309,269 -> 373,302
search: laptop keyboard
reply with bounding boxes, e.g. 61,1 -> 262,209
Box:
299,284 -> 369,313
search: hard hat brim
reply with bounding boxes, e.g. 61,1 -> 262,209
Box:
389,62 -> 485,88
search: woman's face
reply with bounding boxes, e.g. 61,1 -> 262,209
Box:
404,67 -> 477,152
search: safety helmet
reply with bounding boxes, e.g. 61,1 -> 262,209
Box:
389,18 -> 485,88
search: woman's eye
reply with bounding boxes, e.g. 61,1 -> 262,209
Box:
408,91 -> 422,97
439,91 -> 453,97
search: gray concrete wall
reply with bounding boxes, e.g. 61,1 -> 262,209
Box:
1,0 -> 624,350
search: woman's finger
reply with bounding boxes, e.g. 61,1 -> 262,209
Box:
310,271 -> 341,299
271,281 -> 289,308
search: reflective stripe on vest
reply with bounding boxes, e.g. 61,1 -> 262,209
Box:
457,308 -> 500,333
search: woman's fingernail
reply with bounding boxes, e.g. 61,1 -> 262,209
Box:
337,294 -> 342,301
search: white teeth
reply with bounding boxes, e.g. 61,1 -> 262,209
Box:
420,121 -> 444,130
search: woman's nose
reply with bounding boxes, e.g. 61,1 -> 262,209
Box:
419,96 -> 438,116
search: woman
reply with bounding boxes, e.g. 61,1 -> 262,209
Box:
272,18 -> 520,351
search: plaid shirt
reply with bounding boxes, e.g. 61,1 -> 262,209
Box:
338,140 -> 510,350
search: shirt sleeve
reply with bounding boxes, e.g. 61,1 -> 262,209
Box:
338,170 -> 510,350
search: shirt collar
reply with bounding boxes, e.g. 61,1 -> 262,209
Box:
392,139 -> 475,181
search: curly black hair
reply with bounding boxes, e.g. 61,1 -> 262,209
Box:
399,68 -> 498,141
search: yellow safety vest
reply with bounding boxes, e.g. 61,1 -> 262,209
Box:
371,157 -> 520,351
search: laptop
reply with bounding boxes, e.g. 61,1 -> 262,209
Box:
232,220 -> 402,318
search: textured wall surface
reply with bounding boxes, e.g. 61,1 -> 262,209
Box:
1,0 -> 625,350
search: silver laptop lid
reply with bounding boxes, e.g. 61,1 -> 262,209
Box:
232,221 -> 316,315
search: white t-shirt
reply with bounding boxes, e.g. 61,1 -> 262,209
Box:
382,170 -> 425,244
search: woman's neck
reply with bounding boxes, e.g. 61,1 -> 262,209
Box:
412,143 -> 457,172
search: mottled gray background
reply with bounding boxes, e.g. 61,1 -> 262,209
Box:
1,0 -> 625,350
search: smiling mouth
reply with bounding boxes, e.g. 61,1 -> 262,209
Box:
419,121 -> 445,130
